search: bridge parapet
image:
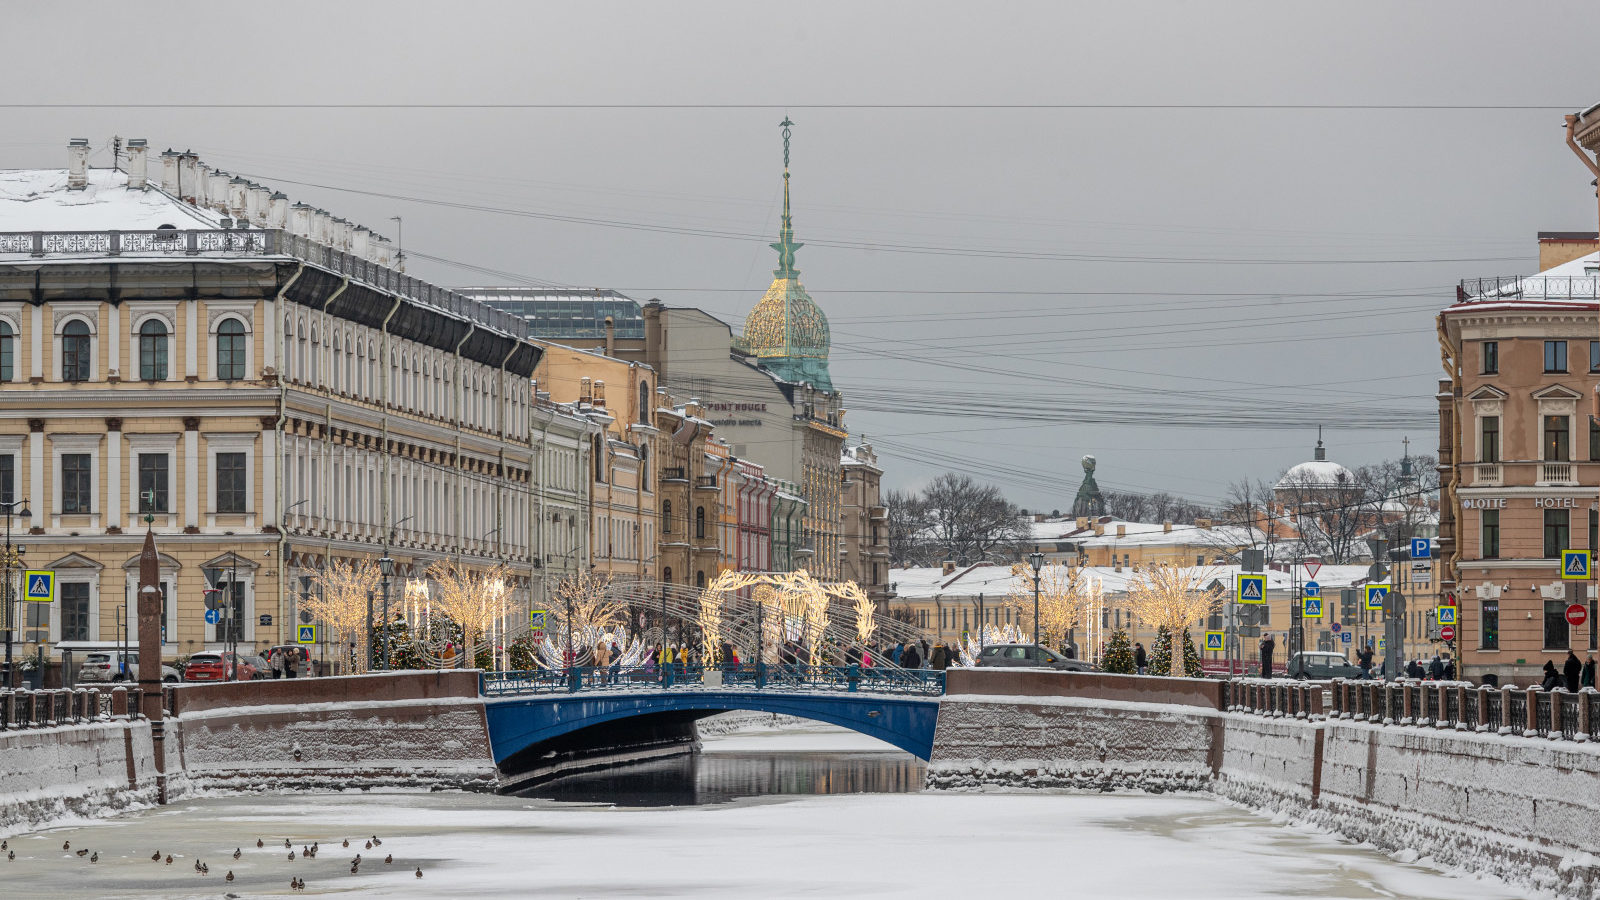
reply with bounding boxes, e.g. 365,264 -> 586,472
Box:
482,664 -> 944,698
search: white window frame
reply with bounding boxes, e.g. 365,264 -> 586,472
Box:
54,309 -> 98,383
51,571 -> 101,644
126,433 -> 181,530
206,433 -> 257,527
208,308 -> 252,383
50,432 -> 102,524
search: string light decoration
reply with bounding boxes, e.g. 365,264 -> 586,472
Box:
425,558 -> 514,666
1004,562 -> 1098,651
1126,562 -> 1222,677
305,559 -> 383,672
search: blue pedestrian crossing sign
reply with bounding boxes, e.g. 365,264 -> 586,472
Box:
296,625 -> 317,644
1204,631 -> 1225,652
1437,605 -> 1457,626
1410,537 -> 1434,559
1303,581 -> 1321,598
1340,630 -> 1352,644
1561,550 -> 1591,580
1237,573 -> 1266,604
23,570 -> 55,603
204,608 -> 222,625
1365,584 -> 1389,611
1303,597 -> 1323,618
529,610 -> 547,629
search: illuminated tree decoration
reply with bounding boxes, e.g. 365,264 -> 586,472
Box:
1126,562 -> 1221,678
305,558 -> 382,672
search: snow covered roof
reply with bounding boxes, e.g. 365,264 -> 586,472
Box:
1449,250 -> 1600,312
889,562 -> 1374,601
1276,458 -> 1354,490
1029,518 -> 1259,548
0,168 -> 225,232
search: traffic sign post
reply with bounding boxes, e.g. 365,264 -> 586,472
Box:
1340,630 -> 1352,645
1440,624 -> 1455,642
1437,605 -> 1457,626
296,625 -> 317,644
530,609 -> 548,639
1204,631 -> 1225,652
1303,597 -> 1323,618
1567,604 -> 1589,627
1410,537 -> 1434,559
1365,584 -> 1388,611
1562,550 -> 1591,580
1303,581 -> 1321,598
204,608 -> 221,625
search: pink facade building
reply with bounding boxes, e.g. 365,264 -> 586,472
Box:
736,459 -> 776,572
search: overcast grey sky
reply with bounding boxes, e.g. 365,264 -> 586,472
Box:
5,1 -> 1598,510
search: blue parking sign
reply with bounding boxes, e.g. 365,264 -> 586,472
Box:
1340,631 -> 1352,644
1410,537 -> 1433,559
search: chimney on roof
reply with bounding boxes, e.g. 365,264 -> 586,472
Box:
579,377 -> 592,403
159,149 -> 180,193
352,224 -> 371,260
1117,524 -> 1126,537
1076,516 -> 1088,530
177,152 -> 200,204
289,202 -> 313,237
593,380 -> 606,409
194,162 -> 212,206
227,177 -> 249,218
248,184 -> 272,227
941,560 -> 956,576
604,315 -> 616,358
1196,518 -> 1213,530
374,234 -> 394,267
1163,520 -> 1173,534
267,192 -> 289,229
66,138 -> 90,190
1093,521 -> 1105,536
207,169 -> 230,213
125,139 -> 148,190
312,209 -> 332,244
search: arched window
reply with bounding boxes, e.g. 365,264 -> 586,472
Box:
61,319 -> 91,382
0,321 -> 12,382
695,506 -> 706,539
639,444 -> 649,492
661,499 -> 672,534
217,318 -> 246,381
663,566 -> 673,584
638,381 -> 650,424
138,319 -> 169,381
695,570 -> 706,589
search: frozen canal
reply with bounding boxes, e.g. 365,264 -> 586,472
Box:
0,726 -> 1527,899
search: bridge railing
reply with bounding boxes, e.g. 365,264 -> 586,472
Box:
1326,679 -> 1599,741
480,663 -> 946,698
0,686 -> 144,731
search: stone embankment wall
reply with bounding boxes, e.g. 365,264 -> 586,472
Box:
931,670 -> 1600,899
0,690 -> 159,835
165,671 -> 496,792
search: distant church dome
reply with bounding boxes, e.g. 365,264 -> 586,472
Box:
739,118 -> 834,392
1276,435 -> 1353,492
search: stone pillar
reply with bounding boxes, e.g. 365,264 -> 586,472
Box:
136,526 -> 167,803
183,418 -> 200,534
111,685 -> 128,719
1526,686 -> 1540,735
1551,688 -> 1565,738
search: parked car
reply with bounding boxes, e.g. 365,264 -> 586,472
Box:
76,650 -> 180,684
974,643 -> 1098,672
182,651 -> 258,683
241,654 -> 272,680
264,645 -> 312,678
1286,651 -> 1364,680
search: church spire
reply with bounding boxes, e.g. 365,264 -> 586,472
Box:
771,117 -> 803,279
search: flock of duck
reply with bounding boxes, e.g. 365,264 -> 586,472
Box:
5,834 -> 423,891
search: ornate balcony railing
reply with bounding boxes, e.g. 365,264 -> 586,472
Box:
1459,275 -> 1600,302
0,229 -> 527,341
1473,463 -> 1502,486
1540,462 -> 1575,486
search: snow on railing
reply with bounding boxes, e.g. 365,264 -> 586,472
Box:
1458,275 -> 1600,302
0,686 -> 144,731
1224,678 -> 1324,719
0,229 -> 528,342
1328,679 -> 1598,741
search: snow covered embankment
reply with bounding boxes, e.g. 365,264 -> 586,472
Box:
0,718 -> 159,836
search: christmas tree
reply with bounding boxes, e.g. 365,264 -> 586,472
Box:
1148,625 -> 1173,676
1101,629 -> 1135,674
1179,630 -> 1204,678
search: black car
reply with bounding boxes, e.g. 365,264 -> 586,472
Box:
975,643 -> 1097,672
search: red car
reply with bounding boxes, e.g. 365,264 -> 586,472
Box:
183,651 -> 260,682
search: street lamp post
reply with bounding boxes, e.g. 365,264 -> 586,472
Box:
379,554 -> 394,670
1028,551 -> 1044,648
2,499 -> 32,688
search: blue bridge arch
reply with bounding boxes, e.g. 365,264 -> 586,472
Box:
484,690 -> 941,773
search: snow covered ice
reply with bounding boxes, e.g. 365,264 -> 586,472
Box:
0,727 -> 1530,898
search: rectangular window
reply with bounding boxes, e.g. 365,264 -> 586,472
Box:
1592,340 -> 1600,373
1545,340 -> 1567,373
1545,415 -> 1570,461
1545,600 -> 1569,650
1593,419 -> 1600,462
0,329 -> 12,382
1481,509 -> 1500,559
1482,340 -> 1498,374
61,453 -> 92,513
0,454 -> 12,506
61,582 -> 90,642
1481,416 -> 1499,463
137,453 -> 168,513
1480,598 -> 1499,650
1544,509 -> 1570,559
216,452 -> 247,513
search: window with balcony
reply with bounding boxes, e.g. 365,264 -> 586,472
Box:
61,320 -> 91,382
138,319 -> 168,381
1544,340 -> 1567,373
1481,509 -> 1499,559
1482,340 -> 1498,374
1544,415 -> 1570,461
1544,508 -> 1569,559
1481,415 -> 1499,463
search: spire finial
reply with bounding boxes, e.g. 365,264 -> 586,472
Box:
772,117 -> 802,278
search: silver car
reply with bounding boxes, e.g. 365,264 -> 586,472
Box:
76,650 -> 180,684
975,643 -> 1097,672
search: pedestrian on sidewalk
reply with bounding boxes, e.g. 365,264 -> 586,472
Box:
1541,660 -> 1562,691
1357,644 -> 1375,679
1428,655 -> 1444,680
1259,633 -> 1276,679
1134,643 -> 1148,675
1582,654 -> 1596,688
1564,651 -> 1582,692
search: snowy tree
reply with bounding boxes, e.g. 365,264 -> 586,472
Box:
304,559 -> 382,673
1101,630 -> 1135,674
426,558 -> 515,667
1128,563 -> 1221,678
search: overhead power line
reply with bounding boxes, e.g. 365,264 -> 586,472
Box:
1,102 -> 1583,110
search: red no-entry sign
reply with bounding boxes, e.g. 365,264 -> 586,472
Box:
1566,604 -> 1589,627
1440,624 -> 1455,641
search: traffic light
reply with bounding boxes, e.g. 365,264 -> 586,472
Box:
1340,588 -> 1359,621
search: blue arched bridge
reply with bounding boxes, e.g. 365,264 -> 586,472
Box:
480,665 -> 944,782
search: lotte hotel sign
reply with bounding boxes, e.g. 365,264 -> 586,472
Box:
1462,497 -> 1588,509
